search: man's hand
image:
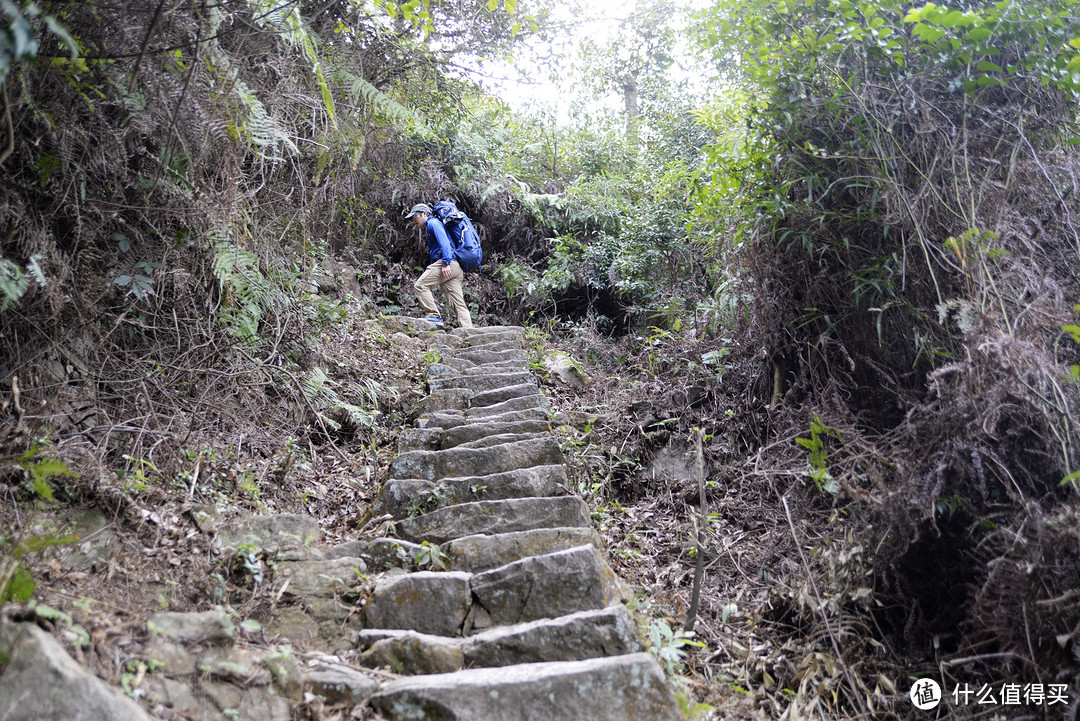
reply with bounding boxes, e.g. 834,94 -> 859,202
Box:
441,264 -> 453,279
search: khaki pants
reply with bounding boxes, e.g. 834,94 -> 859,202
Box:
413,260 -> 473,328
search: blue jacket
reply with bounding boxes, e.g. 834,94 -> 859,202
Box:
424,217 -> 456,265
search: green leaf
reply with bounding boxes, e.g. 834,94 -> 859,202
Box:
1,566 -> 36,603
31,457 -> 72,481
32,477 -> 55,500
487,0 -> 497,10
1062,469 -> 1080,485
977,60 -> 1002,72
967,27 -> 992,42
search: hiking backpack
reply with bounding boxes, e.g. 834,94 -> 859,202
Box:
432,200 -> 482,272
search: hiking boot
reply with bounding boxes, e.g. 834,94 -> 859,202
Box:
420,316 -> 445,326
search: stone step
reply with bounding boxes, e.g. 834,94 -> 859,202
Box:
388,437 -> 562,482
454,432 -> 549,451
398,428 -> 547,454
427,371 -> 534,393
421,386 -> 543,415
397,419 -> 552,453
419,407 -> 549,429
463,606 -> 644,668
373,465 -> 568,519
444,526 -> 599,573
432,337 -> 523,355
362,571 -> 472,637
395,496 -> 590,544
448,347 -> 526,366
467,545 -> 611,631
422,383 -> 541,414
368,653 -> 680,721
451,325 -> 526,338
464,394 -> 547,419
355,606 -> 643,675
427,360 -> 527,377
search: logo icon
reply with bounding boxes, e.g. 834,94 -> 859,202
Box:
910,679 -> 942,710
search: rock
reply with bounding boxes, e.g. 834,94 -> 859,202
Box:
188,505 -> 223,533
369,653 -> 681,721
465,394 -> 547,419
0,622 -> 152,721
58,509 -> 120,571
276,557 -> 367,598
449,347 -> 526,366
467,383 -> 541,408
373,465 -> 568,520
142,636 -> 198,675
363,571 -> 472,637
544,350 -> 589,389
264,650 -> 304,701
356,630 -> 464,675
647,438 -> 699,482
427,371 -> 534,392
444,527 -> 601,573
468,546 -> 607,629
267,607 -> 319,643
462,607 -> 643,667
148,609 -> 235,644
147,676 -> 218,720
202,681 -> 291,721
396,496 -> 590,544
450,326 -> 525,339
324,538 -> 421,570
454,432 -> 549,450
441,419 -> 550,447
419,407 -> 549,429
388,438 -> 562,482
305,667 -> 380,705
217,513 -> 321,553
197,647 -> 269,684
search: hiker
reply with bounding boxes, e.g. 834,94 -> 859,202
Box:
404,203 -> 473,328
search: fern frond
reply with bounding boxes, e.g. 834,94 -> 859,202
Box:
210,222 -> 285,342
335,69 -> 432,137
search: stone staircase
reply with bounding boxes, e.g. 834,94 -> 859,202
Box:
0,323 -> 682,721
362,324 -> 680,720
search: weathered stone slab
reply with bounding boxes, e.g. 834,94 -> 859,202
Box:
468,545 -> 607,629
396,496 -> 590,544
217,513 -> 321,553
419,407 -> 548,429
305,666 -> 380,705
463,606 -> 644,667
397,427 -> 444,452
442,419 -> 550,447
363,571 -> 471,637
355,630 -> 464,675
324,538 -> 423,570
464,394 -> 547,419
454,432 -> 549,450
427,371 -> 533,392
388,438 -> 562,481
276,557 -> 367,598
467,383 -> 541,408
428,360 -> 526,376
421,387 -> 473,412
450,347 -> 526,365
450,338 -> 523,354
445,526 -> 600,573
0,622 -> 153,721
369,653 -> 681,721
373,465 -> 568,519
147,609 -> 235,644
451,325 -> 525,338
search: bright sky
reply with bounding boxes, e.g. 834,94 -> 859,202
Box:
479,0 -> 707,121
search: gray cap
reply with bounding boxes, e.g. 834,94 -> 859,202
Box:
404,203 -> 432,219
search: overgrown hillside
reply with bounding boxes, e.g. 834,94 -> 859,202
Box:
3,0 -> 1080,719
